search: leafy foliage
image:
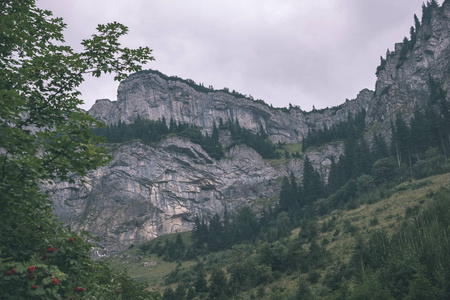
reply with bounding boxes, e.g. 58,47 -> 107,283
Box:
0,0 -> 158,298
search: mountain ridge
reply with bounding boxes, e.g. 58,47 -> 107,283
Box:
49,1 -> 450,255
89,70 -> 372,144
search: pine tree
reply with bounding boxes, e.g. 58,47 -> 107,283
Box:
327,158 -> 342,193
173,233 -> 186,260
350,277 -> 394,300
279,173 -> 304,212
169,117 -> 176,131
423,105 -> 441,150
397,37 -> 410,69
209,268 -> 229,299
232,207 -> 260,243
192,216 -> 208,250
372,133 -> 389,161
194,263 -> 208,294
414,14 -> 421,31
392,112 -> 411,168
410,26 -> 416,48
439,98 -> 450,157
279,177 -> 293,212
428,75 -> 446,105
302,157 -> 324,205
222,207 -> 232,249
342,138 -> 356,180
354,138 -> 373,177
174,284 -> 186,300
212,122 -> 219,143
161,116 -> 168,134
186,287 -> 196,300
376,56 -> 387,76
208,214 -> 224,252
410,108 -> 428,158
296,277 -> 314,300
405,272 -> 438,300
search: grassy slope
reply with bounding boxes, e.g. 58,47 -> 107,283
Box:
108,231 -> 193,286
319,176 -> 443,264
108,172 -> 450,298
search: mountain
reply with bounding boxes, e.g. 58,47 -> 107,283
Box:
89,70 -> 371,144
48,1 -> 450,256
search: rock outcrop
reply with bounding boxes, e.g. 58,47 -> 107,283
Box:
367,2 -> 450,133
48,137 -> 342,254
89,72 -> 372,144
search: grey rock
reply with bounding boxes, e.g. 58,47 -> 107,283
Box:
48,136 -> 342,255
143,261 -> 158,267
89,73 -> 371,144
367,2 -> 450,135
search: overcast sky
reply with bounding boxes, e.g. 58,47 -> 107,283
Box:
37,0 -> 425,111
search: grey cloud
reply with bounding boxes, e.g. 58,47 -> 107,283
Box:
37,0 -> 425,111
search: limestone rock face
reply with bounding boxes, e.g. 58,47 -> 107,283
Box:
49,137 -> 342,254
367,2 -> 450,133
89,72 -> 372,144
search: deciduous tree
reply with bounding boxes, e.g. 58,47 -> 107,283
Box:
0,0 -> 155,298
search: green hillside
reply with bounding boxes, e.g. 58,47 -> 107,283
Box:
108,172 -> 450,299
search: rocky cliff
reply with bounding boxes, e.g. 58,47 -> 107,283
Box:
49,137 -> 342,254
89,72 -> 372,144
49,2 -> 450,255
367,1 -> 450,132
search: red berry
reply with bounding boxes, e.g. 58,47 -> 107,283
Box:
6,268 -> 16,275
51,277 -> 59,285
32,285 -> 38,290
69,237 -> 74,243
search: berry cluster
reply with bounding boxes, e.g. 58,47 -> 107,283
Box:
5,238 -> 80,293
73,286 -> 85,294
6,268 -> 16,275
